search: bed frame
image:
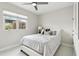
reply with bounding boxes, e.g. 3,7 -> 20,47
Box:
20,50 -> 29,56
20,45 -> 42,56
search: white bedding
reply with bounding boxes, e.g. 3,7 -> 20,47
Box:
21,34 -> 61,56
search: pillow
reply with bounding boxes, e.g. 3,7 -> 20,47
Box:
44,31 -> 57,35
41,29 -> 44,34
44,28 -> 51,35
52,31 -> 57,35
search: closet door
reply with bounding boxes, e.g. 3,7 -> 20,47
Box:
73,3 -> 78,34
73,2 -> 79,56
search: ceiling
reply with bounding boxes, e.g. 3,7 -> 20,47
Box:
11,2 -> 73,15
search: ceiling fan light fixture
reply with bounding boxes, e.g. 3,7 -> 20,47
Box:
32,3 -> 37,6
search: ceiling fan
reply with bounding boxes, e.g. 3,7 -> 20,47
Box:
22,2 -> 48,11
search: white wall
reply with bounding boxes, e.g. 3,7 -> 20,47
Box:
38,6 -> 73,45
0,3 -> 38,49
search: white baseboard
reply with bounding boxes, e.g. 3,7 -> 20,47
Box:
62,43 -> 73,48
0,44 -> 20,52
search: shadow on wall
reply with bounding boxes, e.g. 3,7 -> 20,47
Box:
61,30 -> 73,45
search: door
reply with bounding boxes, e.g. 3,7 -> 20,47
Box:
73,2 -> 79,56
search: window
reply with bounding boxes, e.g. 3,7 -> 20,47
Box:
3,10 -> 28,30
5,20 -> 16,30
19,20 -> 26,29
4,15 -> 17,30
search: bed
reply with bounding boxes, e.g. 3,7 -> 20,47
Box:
20,30 -> 61,56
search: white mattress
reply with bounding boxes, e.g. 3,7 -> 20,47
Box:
21,34 -> 61,56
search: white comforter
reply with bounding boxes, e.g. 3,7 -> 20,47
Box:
21,34 -> 61,56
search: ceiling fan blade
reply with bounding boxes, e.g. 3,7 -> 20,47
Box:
34,5 -> 38,10
22,3 -> 32,5
37,2 -> 48,5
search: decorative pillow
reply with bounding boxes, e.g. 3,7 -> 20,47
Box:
44,31 -> 57,35
49,31 -> 53,35
41,29 -> 45,34
45,29 -> 50,32
52,31 -> 57,35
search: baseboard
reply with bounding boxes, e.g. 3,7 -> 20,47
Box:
0,43 -> 20,52
62,43 -> 73,48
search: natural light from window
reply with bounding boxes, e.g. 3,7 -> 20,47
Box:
3,10 -> 28,30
